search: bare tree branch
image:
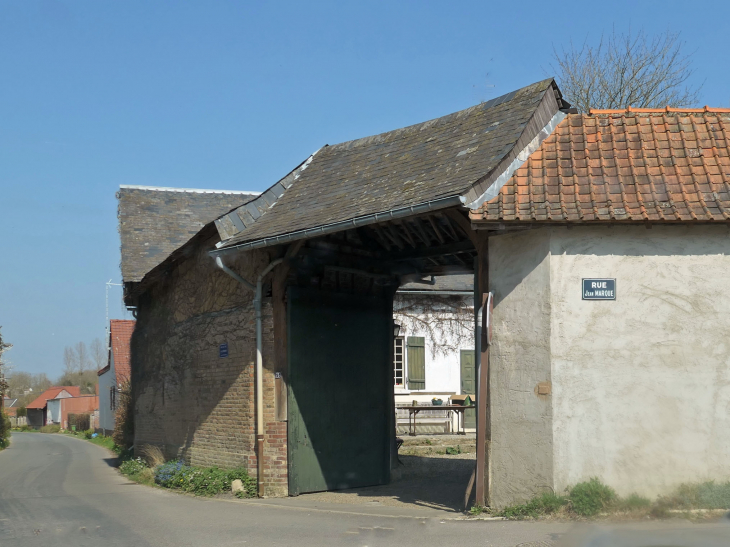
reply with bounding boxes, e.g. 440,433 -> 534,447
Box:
552,29 -> 702,113
91,338 -> 106,371
394,295 -> 473,358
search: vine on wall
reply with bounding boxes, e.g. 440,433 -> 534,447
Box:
393,295 -> 474,358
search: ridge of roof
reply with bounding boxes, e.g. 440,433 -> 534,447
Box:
120,185 -> 260,195
589,106 -> 730,115
213,78 -> 564,252
26,386 -> 82,409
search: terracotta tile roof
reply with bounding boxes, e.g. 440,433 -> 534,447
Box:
470,111 -> 730,223
26,386 -> 82,409
109,320 -> 135,385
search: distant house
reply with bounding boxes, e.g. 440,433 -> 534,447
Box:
97,320 -> 135,435
59,395 -> 99,430
26,387 -> 81,428
394,275 -> 475,433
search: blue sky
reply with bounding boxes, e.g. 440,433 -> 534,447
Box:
1,0 -> 727,377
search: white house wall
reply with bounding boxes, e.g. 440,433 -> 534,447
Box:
393,300 -> 474,394
98,355 -> 117,433
550,225 -> 730,498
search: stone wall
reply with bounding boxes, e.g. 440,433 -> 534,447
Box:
132,234 -> 288,496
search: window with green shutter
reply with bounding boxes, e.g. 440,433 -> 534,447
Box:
407,336 -> 425,390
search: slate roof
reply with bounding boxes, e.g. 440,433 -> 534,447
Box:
216,79 -> 567,250
26,386 -> 81,410
399,275 -> 473,293
102,320 -> 135,385
118,186 -> 259,282
470,109 -> 730,223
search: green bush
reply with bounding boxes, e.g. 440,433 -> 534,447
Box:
84,429 -> 94,439
0,410 -> 10,447
657,481 -> 730,511
617,493 -> 652,511
113,380 -> 134,449
500,492 -> 568,519
569,478 -> 616,516
119,457 -> 148,476
40,424 -> 60,434
153,460 -> 256,498
176,466 -> 256,497
68,413 -> 91,432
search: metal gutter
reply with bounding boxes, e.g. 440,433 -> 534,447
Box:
396,290 -> 473,296
210,195 -> 464,257
214,256 -> 283,497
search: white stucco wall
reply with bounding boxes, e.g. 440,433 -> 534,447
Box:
550,225 -> 730,498
488,224 -> 730,507
489,229 -> 554,507
98,355 -> 117,432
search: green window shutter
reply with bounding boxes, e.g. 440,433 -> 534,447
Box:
407,336 -> 426,390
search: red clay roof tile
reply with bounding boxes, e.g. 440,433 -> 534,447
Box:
26,386 -> 82,409
470,112 -> 730,223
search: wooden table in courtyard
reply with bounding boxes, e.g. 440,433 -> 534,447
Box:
401,405 -> 476,436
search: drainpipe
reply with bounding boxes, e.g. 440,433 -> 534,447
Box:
215,256 -> 283,497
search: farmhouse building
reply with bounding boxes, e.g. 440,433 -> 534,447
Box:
120,78 -> 730,508
98,319 -> 135,435
26,386 -> 81,428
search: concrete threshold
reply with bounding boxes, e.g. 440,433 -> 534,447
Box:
235,496 -> 460,520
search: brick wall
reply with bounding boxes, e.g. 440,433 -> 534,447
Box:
132,235 -> 287,496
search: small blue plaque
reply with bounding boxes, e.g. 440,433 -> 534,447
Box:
219,343 -> 229,358
582,279 -> 616,300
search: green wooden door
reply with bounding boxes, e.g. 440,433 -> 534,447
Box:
287,287 -> 391,495
460,350 -> 476,429
406,336 -> 425,390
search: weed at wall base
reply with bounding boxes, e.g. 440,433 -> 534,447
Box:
492,478 -> 730,520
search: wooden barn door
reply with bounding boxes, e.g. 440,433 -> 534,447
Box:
287,287 -> 391,495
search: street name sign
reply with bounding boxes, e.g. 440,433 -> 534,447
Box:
582,278 -> 616,300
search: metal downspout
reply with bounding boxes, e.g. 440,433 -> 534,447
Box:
215,256 -> 283,497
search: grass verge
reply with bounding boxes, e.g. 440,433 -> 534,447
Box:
118,457 -> 256,498
474,478 -> 730,521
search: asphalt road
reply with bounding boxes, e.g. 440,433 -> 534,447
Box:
1,432 -> 729,547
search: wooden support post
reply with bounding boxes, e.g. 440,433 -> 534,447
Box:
475,235 -> 490,507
